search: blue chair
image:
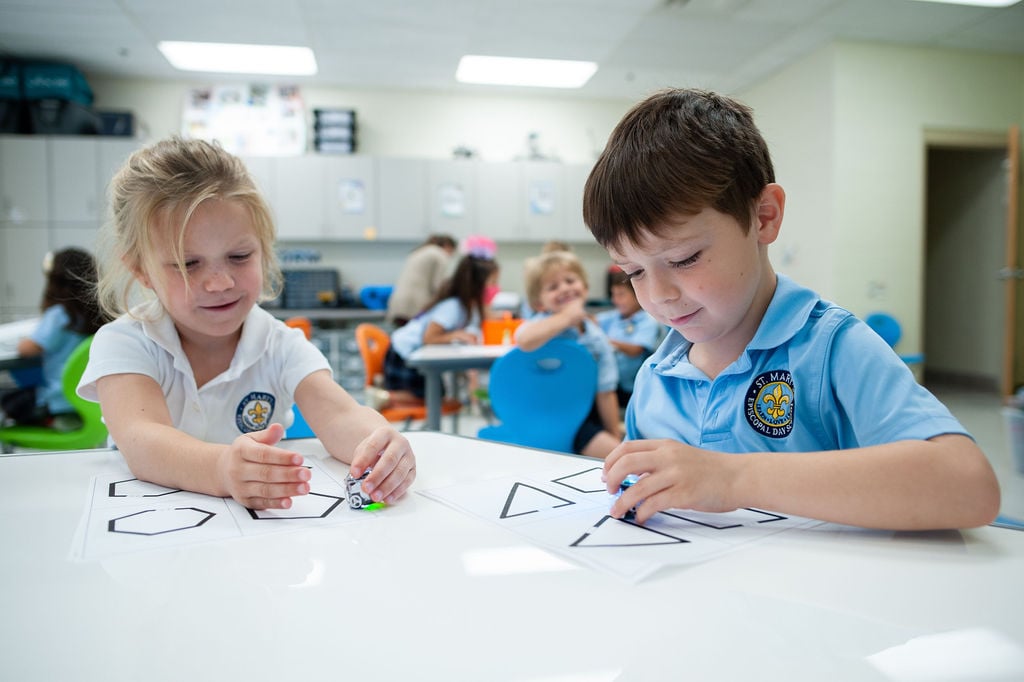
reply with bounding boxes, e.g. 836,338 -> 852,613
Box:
478,339 -> 597,453
359,286 -> 393,311
864,312 -> 925,365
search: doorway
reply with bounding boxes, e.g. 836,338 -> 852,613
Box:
923,142 -> 1009,393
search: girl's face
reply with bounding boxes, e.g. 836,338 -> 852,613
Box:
139,199 -> 264,347
610,283 -> 642,317
537,265 -> 587,313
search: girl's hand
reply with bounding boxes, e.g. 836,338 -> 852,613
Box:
349,426 -> 416,504
216,423 -> 311,510
603,439 -> 740,524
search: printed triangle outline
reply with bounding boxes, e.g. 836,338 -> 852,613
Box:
500,482 -> 575,519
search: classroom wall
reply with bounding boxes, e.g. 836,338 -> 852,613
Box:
740,42 -> 1024,360
88,42 -> 1024,335
87,76 -> 633,295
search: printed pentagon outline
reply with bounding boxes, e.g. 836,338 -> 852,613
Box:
245,492 -> 344,520
108,507 -> 216,536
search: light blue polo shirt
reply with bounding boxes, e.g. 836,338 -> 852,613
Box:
529,312 -> 619,393
627,274 -> 968,451
30,304 -> 87,415
390,297 -> 481,359
596,307 -> 664,393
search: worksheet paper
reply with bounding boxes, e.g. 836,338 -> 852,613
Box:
419,462 -> 824,583
71,458 -> 374,561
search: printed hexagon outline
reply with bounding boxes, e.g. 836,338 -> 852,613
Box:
245,492 -> 344,520
108,507 -> 216,536
108,478 -> 183,498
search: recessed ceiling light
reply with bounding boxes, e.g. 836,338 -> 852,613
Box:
455,55 -> 597,89
906,0 -> 1020,7
158,41 -> 317,76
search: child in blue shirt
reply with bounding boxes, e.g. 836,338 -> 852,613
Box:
0,248 -> 106,430
515,250 -> 622,458
385,247 -> 500,401
596,267 -> 663,408
583,88 -> 999,530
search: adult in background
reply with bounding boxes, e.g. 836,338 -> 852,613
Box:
386,234 -> 457,327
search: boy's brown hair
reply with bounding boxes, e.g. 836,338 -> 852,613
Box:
583,88 -> 775,250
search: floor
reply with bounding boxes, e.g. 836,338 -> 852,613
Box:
436,384 -> 1024,523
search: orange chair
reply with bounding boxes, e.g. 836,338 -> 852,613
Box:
354,323 -> 462,431
284,316 -> 313,341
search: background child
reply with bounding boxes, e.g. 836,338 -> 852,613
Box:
77,136 -> 415,511
515,250 -> 622,458
583,88 -> 999,530
385,233 -> 457,327
596,267 -> 664,408
1,248 -> 106,430
385,240 -> 499,402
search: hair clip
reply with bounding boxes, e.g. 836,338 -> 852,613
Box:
461,235 -> 497,260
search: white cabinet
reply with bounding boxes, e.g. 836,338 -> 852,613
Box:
0,136 -> 49,223
323,155 -> 377,240
49,137 -> 101,223
477,162 -> 519,241
0,222 -> 49,317
377,158 -> 428,241
273,155 -> 327,239
563,162 -> 593,243
427,159 -> 478,240
0,136 -> 142,318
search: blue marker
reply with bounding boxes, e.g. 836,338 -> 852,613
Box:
617,474 -> 640,520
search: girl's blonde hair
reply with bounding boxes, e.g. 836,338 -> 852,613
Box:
524,250 -> 589,311
96,136 -> 282,319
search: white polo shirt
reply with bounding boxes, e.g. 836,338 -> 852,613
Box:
78,300 -> 330,444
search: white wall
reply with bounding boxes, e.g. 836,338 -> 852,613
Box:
740,42 -> 1024,360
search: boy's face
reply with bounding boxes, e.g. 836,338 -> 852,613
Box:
537,265 -> 588,313
139,198 -> 264,346
610,283 -> 641,317
607,200 -> 779,351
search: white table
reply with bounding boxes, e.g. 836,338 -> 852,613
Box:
2,431 -> 1023,681
0,317 -> 42,387
405,343 -> 512,430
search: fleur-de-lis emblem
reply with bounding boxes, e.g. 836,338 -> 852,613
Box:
761,383 -> 790,420
247,401 -> 269,426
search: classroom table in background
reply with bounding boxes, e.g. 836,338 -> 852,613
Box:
264,307 -> 387,379
1,431 -> 1023,681
405,343 -> 512,430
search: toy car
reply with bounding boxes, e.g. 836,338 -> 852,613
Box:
346,469 -> 374,510
618,474 -> 640,520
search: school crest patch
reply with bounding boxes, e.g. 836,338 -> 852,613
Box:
235,392 -> 276,433
744,370 -> 794,439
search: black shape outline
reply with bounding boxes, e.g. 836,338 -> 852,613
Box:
245,492 -> 344,520
660,507 -> 786,529
108,506 -> 216,536
500,482 -> 575,519
551,467 -> 605,494
570,515 -> 690,548
108,478 -> 182,498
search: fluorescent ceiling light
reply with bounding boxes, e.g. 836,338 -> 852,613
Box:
906,0 -> 1020,6
456,55 -> 597,89
158,41 -> 317,76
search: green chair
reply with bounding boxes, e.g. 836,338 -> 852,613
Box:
0,336 -> 108,453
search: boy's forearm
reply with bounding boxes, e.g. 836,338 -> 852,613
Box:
516,314 -> 570,350
595,391 -> 622,437
732,435 -> 1000,530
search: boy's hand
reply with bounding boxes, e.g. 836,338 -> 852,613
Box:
603,438 -> 740,524
217,423 -> 311,510
558,297 -> 588,326
349,426 -> 416,504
